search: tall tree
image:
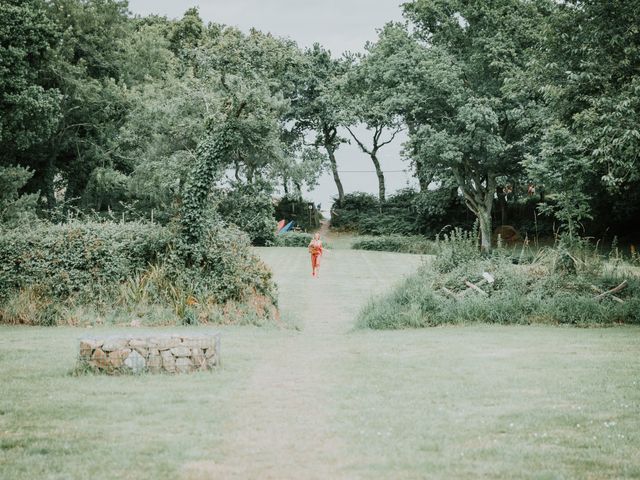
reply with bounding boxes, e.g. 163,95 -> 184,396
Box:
336,52 -> 403,202
401,0 -> 548,251
292,45 -> 347,205
522,0 -> 640,234
0,0 -> 62,205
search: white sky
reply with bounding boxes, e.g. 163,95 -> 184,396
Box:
127,0 -> 416,212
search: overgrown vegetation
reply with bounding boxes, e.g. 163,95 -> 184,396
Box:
330,190 -> 469,236
216,184 -> 277,246
358,230 -> 640,329
0,221 -> 277,326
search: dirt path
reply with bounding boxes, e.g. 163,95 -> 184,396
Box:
183,247 -> 423,479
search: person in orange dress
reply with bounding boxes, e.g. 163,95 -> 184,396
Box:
308,233 -> 323,277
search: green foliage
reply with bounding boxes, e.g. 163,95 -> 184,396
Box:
521,0 -> 640,230
272,232 -> 313,248
433,227 -> 481,274
0,220 -> 277,325
216,184 -> 277,246
274,195 -> 321,232
169,222 -> 276,306
82,166 -> 129,211
0,221 -> 170,301
351,236 -> 436,255
0,0 -> 62,157
0,166 -> 39,226
331,189 -> 470,236
358,240 -> 640,329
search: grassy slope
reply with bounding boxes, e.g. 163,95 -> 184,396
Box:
1,246 -> 639,479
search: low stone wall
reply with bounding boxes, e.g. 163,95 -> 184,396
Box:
78,333 -> 220,374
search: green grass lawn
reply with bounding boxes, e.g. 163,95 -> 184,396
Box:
1,247 -> 639,479
336,326 -> 640,479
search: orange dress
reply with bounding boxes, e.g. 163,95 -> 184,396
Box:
308,240 -> 323,270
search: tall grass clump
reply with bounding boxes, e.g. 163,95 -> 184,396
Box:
358,231 -> 640,329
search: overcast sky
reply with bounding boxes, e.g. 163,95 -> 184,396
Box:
127,0 -> 416,212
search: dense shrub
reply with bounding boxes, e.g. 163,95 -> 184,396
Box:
0,165 -> 38,227
351,235 -> 436,255
273,232 -> 313,247
0,221 -> 171,300
272,232 -> 331,249
0,220 -> 277,326
330,189 -> 472,236
216,184 -> 277,246
358,239 -> 640,329
330,192 -> 379,231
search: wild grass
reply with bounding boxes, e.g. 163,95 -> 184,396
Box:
358,231 -> 640,329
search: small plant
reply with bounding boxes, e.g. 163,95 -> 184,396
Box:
433,226 -> 481,273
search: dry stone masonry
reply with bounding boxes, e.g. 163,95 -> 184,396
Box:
78,333 -> 220,374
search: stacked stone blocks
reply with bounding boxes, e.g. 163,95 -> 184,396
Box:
78,333 -> 220,374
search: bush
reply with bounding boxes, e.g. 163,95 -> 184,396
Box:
0,220 -> 277,326
273,232 -> 313,247
216,183 -> 277,246
358,241 -> 640,329
272,232 -> 331,249
351,235 -> 436,255
331,189 -> 473,237
0,221 -> 172,301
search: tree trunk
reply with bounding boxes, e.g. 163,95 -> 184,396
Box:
370,152 -> 386,202
40,155 -> 57,210
234,159 -> 241,182
325,145 -> 344,206
477,208 -> 493,253
496,186 -> 507,226
345,125 -> 394,203
454,167 -> 496,253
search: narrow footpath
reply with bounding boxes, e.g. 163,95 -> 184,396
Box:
183,244 -> 423,479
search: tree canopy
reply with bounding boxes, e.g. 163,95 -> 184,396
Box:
1,0 -> 638,247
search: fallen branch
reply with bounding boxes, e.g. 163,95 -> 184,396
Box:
464,280 -> 488,296
590,285 -> 624,303
441,287 -> 458,299
593,281 -> 627,302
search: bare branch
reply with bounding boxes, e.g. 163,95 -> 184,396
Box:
377,126 -> 403,149
345,125 -> 371,155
